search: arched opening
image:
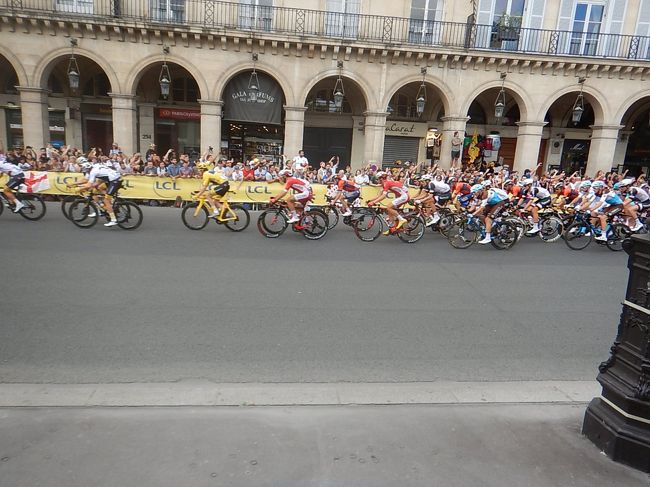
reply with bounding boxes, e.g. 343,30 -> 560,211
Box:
43,55 -> 113,152
221,70 -> 286,164
383,81 -> 448,167
303,76 -> 367,168
543,91 -> 599,174
135,62 -> 201,158
0,55 -> 22,150
464,88 -> 529,169
620,98 -> 650,177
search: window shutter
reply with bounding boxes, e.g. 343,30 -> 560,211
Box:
382,137 -> 420,165
527,0 -> 546,29
608,0 -> 627,35
476,0 -> 493,25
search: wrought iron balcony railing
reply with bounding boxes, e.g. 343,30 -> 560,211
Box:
3,0 -> 650,62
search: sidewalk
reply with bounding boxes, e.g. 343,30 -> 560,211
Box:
0,386 -> 648,487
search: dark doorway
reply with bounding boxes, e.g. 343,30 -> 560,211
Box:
303,127 -> 353,167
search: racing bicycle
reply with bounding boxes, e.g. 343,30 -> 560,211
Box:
353,203 -> 425,243
0,185 -> 46,220
257,200 -> 329,240
181,191 -> 250,232
67,190 -> 143,230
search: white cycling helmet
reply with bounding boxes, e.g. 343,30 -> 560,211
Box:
591,180 -> 605,189
483,179 -> 493,188
419,174 -> 432,181
80,161 -> 93,171
580,180 -> 592,189
278,169 -> 291,177
376,171 -> 388,179
522,178 -> 534,186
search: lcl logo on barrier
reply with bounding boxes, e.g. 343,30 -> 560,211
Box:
246,185 -> 273,195
151,179 -> 180,198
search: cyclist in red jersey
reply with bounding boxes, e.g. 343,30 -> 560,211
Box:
366,171 -> 409,232
270,169 -> 313,223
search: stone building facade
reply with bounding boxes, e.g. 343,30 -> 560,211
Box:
1,0 -> 650,175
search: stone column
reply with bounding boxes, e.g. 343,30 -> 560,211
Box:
513,121 -> 547,173
586,125 -> 623,177
439,116 -> 469,169
18,87 -> 49,149
199,99 -> 223,154
363,111 -> 389,165
109,93 -> 137,154
138,103 -> 155,154
283,106 -> 306,159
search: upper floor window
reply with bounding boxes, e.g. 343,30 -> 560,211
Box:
306,89 -> 352,114
152,0 -> 186,23
636,0 -> 650,59
239,0 -> 273,31
409,0 -> 443,44
387,93 -> 419,120
83,73 -> 110,97
326,0 -> 360,39
171,77 -> 199,103
55,0 -> 93,15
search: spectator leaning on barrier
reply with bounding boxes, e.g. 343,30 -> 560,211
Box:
266,164 -> 279,183
179,161 -> 194,178
231,163 -> 244,182
166,157 -> 180,179
222,159 -> 234,180
144,160 -> 157,176
254,161 -> 268,181
243,160 -> 256,181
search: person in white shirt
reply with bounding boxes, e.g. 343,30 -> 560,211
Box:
292,150 -> 308,176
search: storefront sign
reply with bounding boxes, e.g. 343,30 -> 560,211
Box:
223,72 -> 283,125
82,104 -> 113,115
385,122 -> 428,138
158,108 -> 200,121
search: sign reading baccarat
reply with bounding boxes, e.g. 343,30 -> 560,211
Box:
158,108 -> 200,121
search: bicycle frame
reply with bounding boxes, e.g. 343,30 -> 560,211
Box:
193,192 -> 239,222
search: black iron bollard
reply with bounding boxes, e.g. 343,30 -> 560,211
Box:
583,234 -> 650,472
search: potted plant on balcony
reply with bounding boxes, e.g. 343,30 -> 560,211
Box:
495,14 -> 520,42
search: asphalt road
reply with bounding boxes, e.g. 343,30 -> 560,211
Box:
0,203 -> 629,383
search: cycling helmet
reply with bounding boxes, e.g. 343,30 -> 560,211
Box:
553,182 -> 564,189
376,171 -> 388,179
80,161 -> 93,171
522,178 -> 534,186
504,179 -> 513,186
420,174 -> 432,181
483,180 -> 493,188
591,180 -> 605,189
580,180 -> 592,189
278,169 -> 291,177
196,161 -> 211,170
621,178 -> 634,187
470,183 -> 484,194
613,182 -> 623,190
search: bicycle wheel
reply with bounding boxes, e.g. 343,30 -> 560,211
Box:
539,216 -> 564,243
61,194 -> 79,220
346,208 -> 371,227
353,211 -> 382,242
18,194 -> 46,221
437,210 -> 455,237
223,204 -> 250,232
301,209 -> 329,240
397,214 -> 425,243
564,222 -> 593,250
606,224 -> 630,252
115,201 -> 143,230
321,206 -> 339,230
68,200 -> 99,228
181,202 -> 209,230
0,197 -> 4,217
447,221 -> 477,249
491,221 -> 519,250
257,208 -> 287,238
506,216 -> 526,241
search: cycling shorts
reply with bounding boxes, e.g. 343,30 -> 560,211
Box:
7,174 -> 24,190
106,179 -> 123,197
210,181 -> 230,197
436,192 -> 452,204
483,200 -> 507,218
458,194 -> 473,207
295,191 -> 313,206
391,193 -> 410,208
535,197 -> 552,208
343,190 -> 360,203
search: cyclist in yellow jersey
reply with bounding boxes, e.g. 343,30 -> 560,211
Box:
195,161 -> 230,219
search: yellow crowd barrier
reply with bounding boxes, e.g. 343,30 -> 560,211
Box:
2,172 -> 422,205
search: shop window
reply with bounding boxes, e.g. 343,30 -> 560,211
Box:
306,89 -> 351,113
171,77 -> 199,103
49,111 -> 66,148
82,73 -> 110,97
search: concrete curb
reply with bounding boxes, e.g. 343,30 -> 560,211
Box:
0,380 -> 600,407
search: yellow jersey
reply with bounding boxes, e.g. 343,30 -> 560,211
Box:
202,170 -> 226,186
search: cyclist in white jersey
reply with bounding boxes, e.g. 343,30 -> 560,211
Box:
625,180 -> 649,231
0,155 -> 25,212
85,163 -> 122,226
